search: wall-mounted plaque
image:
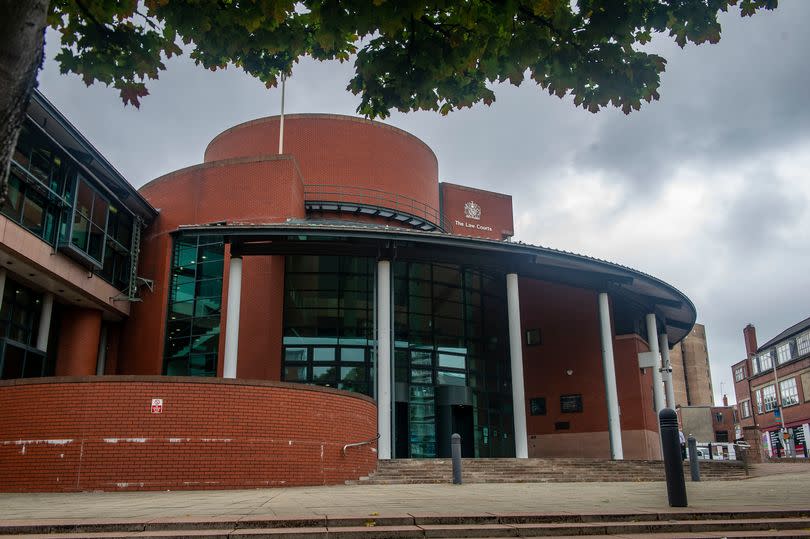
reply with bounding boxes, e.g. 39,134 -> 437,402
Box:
529,397 -> 546,416
526,328 -> 542,346
560,394 -> 583,413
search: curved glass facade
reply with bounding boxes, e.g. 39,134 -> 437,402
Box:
281,255 -> 375,395
163,234 -> 225,376
280,255 -> 515,458
393,261 -> 514,458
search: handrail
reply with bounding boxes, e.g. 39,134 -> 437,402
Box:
342,433 -> 381,456
304,183 -> 451,231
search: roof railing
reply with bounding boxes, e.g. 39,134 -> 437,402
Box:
303,183 -> 451,232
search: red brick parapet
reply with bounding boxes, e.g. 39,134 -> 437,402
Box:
0,377 -> 377,492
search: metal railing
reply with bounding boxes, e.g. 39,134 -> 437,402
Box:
303,184 -> 450,231
342,433 -> 381,456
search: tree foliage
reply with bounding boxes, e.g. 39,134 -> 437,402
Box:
46,0 -> 777,118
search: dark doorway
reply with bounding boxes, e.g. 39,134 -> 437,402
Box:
451,404 -> 474,457
395,401 -> 409,458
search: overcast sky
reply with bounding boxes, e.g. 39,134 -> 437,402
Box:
37,1 -> 810,405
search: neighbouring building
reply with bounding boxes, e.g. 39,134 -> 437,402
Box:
1,92 -> 700,492
732,320 -> 810,459
669,323 -> 714,406
677,394 -> 736,445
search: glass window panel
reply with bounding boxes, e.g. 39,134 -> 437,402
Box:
166,337 -> 191,358
341,290 -> 370,309
171,280 -> 196,303
285,347 -> 308,362
341,366 -> 366,383
759,351 -> 773,370
188,354 -> 216,376
313,347 -> 336,361
284,365 -> 309,382
434,316 -> 464,337
75,177 -> 94,218
432,264 -> 460,285
195,278 -> 223,298
194,298 -> 221,317
341,348 -> 365,362
437,371 -> 466,386
408,263 -> 431,281
411,350 -> 432,366
438,353 -> 465,369
88,224 -> 105,261
166,319 -> 192,339
196,260 -> 224,280
780,378 -> 799,406
191,316 -> 219,336
21,192 -> 45,234
1,343 -> 25,379
411,369 -> 433,384
776,343 -> 791,365
1,174 -> 23,221
165,358 -> 189,376
408,296 -> 432,314
71,214 -> 89,250
190,334 -> 219,354
313,366 -> 337,385
22,351 -> 44,378
90,195 -> 108,229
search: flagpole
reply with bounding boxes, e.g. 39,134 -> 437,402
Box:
278,73 -> 286,154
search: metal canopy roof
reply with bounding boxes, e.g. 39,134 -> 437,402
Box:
177,220 -> 697,346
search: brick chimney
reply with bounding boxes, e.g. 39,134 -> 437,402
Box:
723,394 -> 729,407
743,324 -> 758,357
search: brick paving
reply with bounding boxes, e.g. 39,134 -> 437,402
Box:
0,464 -> 807,522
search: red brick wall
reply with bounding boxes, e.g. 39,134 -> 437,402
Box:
117,156 -> 306,375
54,307 -> 102,376
440,182 -> 514,240
204,114 -> 440,214
0,377 -> 377,492
520,278 -> 607,435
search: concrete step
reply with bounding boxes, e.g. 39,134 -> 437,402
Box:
1,512 -> 809,539
361,458 -> 747,485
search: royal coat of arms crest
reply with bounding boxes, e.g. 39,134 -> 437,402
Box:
464,201 -> 481,220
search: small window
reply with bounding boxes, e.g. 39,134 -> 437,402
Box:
740,400 -> 751,418
715,431 -> 729,443
734,366 -> 746,382
560,394 -> 583,413
530,397 -> 546,416
525,328 -> 541,346
780,378 -> 799,407
715,412 -> 723,423
776,343 -> 791,365
758,351 -> 773,371
762,385 -> 777,412
554,421 -> 570,430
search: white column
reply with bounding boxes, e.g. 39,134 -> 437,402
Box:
96,324 -> 108,375
222,256 -> 242,379
506,273 -> 528,459
658,332 -> 676,410
598,292 -> 624,460
35,292 -> 54,352
376,260 -> 392,460
646,313 -> 665,414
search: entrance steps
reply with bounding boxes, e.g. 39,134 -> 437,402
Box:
0,510 -> 807,538
350,458 -> 747,485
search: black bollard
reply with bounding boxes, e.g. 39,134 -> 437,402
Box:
659,408 -> 688,507
451,433 -> 462,484
687,436 -> 700,482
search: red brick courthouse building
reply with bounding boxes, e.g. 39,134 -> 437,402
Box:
0,92 -> 697,491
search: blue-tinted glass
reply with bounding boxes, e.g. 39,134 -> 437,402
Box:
162,235 -> 224,376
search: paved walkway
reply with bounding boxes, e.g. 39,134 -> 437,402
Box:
1,466 -> 808,522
